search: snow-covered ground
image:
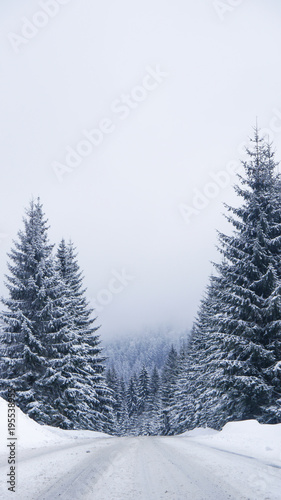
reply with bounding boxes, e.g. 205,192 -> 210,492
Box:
1,398 -> 281,499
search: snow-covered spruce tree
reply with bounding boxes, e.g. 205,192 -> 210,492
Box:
119,378 -> 129,435
147,366 -> 162,435
173,131 -> 281,430
161,345 -> 179,434
106,366 -> 126,434
126,374 -> 140,435
150,365 -> 160,397
55,239 -> 113,432
127,375 -> 138,417
0,201 -> 113,431
0,199 -> 75,426
171,277 -> 228,432
137,365 -> 150,414
137,366 -> 155,435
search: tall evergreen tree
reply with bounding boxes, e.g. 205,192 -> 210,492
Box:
171,279 -> 226,432
55,239 -> 113,431
137,366 -> 153,434
150,365 -> 160,396
0,201 -> 113,432
106,366 -> 124,434
137,365 -> 150,415
119,378 -> 129,435
161,345 -> 178,434
173,130 -> 281,431
147,366 -> 162,435
0,199 -> 73,425
127,375 -> 138,418
126,375 -> 139,434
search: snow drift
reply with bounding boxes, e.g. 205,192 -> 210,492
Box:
0,397 -> 109,451
181,419 -> 281,466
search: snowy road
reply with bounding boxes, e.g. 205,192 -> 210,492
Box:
1,435 -> 281,500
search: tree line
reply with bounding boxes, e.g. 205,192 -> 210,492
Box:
1,128 -> 281,435
106,344 -> 185,435
0,200 -> 112,432
170,130 -> 281,432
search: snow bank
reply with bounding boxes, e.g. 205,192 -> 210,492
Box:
0,397 -> 109,452
181,427 -> 218,438
183,419 -> 281,465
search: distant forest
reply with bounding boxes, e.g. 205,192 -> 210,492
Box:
103,328 -> 187,382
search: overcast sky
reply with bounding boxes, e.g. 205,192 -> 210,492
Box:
1,0 -> 281,339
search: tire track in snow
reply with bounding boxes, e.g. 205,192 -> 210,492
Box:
136,437 -> 237,500
160,437 -> 281,500
40,439 -> 132,500
1,435 -> 281,499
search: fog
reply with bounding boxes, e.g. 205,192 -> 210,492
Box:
1,0 -> 281,338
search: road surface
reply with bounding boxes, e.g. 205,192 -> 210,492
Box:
1,435 -> 280,499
